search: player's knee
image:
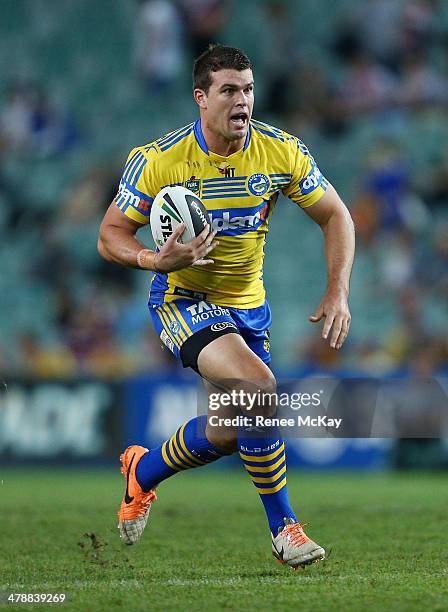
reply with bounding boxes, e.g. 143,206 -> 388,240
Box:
240,368 -> 277,418
205,425 -> 237,453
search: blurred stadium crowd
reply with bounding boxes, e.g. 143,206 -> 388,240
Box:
0,0 -> 447,379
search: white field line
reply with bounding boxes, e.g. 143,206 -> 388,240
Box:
3,571 -> 448,590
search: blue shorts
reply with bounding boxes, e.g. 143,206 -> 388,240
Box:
149,298 -> 272,371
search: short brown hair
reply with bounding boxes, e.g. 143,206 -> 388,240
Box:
193,44 -> 252,93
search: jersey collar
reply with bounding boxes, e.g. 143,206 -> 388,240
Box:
193,118 -> 251,156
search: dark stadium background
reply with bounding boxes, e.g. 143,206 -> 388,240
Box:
0,2 -> 447,609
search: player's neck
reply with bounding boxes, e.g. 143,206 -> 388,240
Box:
201,122 -> 245,157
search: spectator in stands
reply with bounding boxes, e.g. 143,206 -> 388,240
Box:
395,52 -> 447,109
399,0 -> 440,58
17,331 -> 76,379
420,147 -> 448,210
333,45 -> 397,120
178,0 -> 229,58
355,139 -> 429,237
0,81 -> 78,158
339,0 -> 401,68
259,0 -> 296,116
134,0 -> 183,95
415,222 -> 448,297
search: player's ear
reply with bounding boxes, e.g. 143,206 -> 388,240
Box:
194,88 -> 208,109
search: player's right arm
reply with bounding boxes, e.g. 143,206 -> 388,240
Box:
98,145 -> 217,271
98,203 -> 217,272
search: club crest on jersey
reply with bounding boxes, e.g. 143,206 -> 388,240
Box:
169,320 -> 180,335
248,173 -> 270,196
185,177 -> 201,195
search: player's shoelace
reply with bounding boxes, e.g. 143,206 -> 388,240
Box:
137,490 -> 157,515
282,523 -> 310,547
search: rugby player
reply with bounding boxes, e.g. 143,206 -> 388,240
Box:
98,45 -> 355,569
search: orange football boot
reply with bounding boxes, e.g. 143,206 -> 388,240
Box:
117,445 -> 157,545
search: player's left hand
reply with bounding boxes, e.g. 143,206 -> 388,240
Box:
309,288 -> 351,350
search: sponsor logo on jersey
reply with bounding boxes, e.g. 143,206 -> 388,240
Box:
160,329 -> 175,352
216,162 -> 235,177
185,301 -> 231,325
211,322 -> 237,332
174,287 -> 206,301
116,179 -> 152,214
208,201 -> 270,235
248,173 -> 270,196
299,159 -> 324,195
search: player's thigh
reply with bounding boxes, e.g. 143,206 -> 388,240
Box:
198,333 -> 277,418
200,340 -> 276,450
198,333 -> 273,384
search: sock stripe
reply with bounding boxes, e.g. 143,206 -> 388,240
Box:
161,441 -> 182,471
254,468 -> 286,489
245,457 -> 286,480
239,442 -> 284,463
178,423 -> 209,465
168,436 -> 190,469
242,453 -> 285,473
256,476 -> 287,495
172,429 -> 203,467
249,464 -> 287,484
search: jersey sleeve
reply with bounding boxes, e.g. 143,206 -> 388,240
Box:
282,138 -> 329,208
113,146 -> 157,224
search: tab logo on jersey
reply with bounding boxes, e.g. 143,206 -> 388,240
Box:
115,179 -> 152,215
299,159 -> 324,195
248,173 -> 270,196
185,301 -> 231,325
208,200 -> 270,235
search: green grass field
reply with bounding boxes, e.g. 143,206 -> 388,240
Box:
1,468 -> 447,611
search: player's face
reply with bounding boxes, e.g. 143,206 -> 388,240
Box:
197,69 -> 254,143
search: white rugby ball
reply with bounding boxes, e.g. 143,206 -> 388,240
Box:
150,185 -> 210,248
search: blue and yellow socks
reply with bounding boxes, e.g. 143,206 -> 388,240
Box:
135,415 -> 227,492
135,415 -> 296,537
239,431 -> 297,535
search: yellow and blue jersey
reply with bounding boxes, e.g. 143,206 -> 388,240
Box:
114,118 -> 328,309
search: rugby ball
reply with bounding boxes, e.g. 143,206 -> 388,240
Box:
150,185 -> 210,248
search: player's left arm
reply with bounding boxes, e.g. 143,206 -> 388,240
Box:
304,184 -> 355,350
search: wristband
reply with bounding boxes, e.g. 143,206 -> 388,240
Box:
137,249 -> 159,272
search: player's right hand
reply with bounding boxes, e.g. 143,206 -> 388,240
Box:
154,224 -> 218,273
